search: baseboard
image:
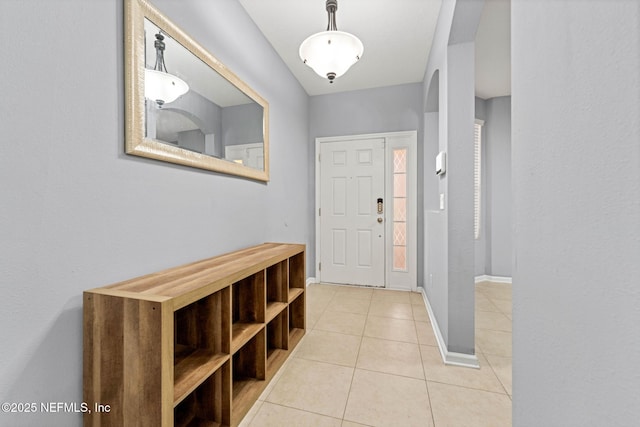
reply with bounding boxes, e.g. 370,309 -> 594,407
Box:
475,275 -> 512,284
306,277 -> 316,287
418,288 -> 480,369
442,351 -> 482,368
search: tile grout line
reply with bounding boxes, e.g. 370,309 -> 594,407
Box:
354,365 -> 427,382
426,378 -> 512,397
476,287 -> 512,398
414,311 -> 438,427
363,313 -> 420,345
424,380 -> 437,427
258,400 -> 346,423
483,355 -> 512,397
339,292 -> 371,424
306,285 -> 512,425
417,333 -> 437,427
306,286 -> 339,329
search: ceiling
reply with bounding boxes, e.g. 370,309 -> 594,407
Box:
239,0 -> 511,99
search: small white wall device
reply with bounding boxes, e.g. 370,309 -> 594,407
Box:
435,151 -> 446,175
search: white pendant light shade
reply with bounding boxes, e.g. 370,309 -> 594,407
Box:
145,69 -> 189,105
299,30 -> 363,81
145,33 -> 189,105
299,0 -> 363,83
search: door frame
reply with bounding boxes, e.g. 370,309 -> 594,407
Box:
315,131 -> 418,290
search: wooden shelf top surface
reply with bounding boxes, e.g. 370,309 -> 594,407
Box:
87,243 -> 304,305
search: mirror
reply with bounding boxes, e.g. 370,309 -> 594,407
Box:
125,0 -> 269,181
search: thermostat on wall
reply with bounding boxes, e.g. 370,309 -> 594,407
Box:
435,151 -> 446,175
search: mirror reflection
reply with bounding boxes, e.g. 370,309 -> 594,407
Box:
143,18 -> 265,171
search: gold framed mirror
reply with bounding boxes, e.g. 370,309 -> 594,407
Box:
125,0 -> 269,181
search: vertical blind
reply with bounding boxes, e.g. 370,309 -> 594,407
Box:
474,121 -> 483,240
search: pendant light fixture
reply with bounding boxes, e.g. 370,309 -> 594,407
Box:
145,33 -> 189,106
299,0 -> 363,83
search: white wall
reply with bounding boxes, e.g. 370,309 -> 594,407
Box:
0,1 -> 309,425
512,0 -> 640,425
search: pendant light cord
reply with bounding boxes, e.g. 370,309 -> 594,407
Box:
153,33 -> 168,73
326,0 -> 338,31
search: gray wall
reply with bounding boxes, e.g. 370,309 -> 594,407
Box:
512,0 -> 640,425
222,103 -> 264,146
422,0 -> 482,355
484,96 -> 511,277
474,97 -> 487,276
169,89 -> 223,136
308,83 -> 424,282
474,95 -> 512,278
0,1 -> 309,426
178,128 -> 206,153
165,89 -> 223,156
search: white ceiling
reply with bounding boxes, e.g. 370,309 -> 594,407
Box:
239,0 -> 511,99
239,0 -> 442,96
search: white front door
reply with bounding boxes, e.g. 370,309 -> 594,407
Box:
319,138 -> 386,287
317,131 -> 418,290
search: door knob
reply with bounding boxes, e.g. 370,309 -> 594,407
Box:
377,217 -> 383,223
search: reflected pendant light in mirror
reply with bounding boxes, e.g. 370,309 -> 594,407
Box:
299,0 -> 363,83
145,33 -> 189,105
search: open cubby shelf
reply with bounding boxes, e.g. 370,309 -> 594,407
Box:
289,285 -> 305,341
174,360 -> 230,427
174,348 -> 230,406
288,287 -> 304,303
84,243 -> 305,427
266,309 -> 289,376
231,322 -> 264,354
266,302 -> 287,323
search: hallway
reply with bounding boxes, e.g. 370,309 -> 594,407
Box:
240,282 -> 512,426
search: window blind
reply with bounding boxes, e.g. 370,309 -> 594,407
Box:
474,121 -> 483,239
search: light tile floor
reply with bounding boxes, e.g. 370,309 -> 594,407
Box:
240,282 -> 512,427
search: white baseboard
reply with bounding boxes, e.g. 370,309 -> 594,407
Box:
418,288 -> 480,369
306,277 -> 316,287
475,275 -> 512,284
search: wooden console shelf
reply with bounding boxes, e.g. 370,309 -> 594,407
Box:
84,243 -> 306,427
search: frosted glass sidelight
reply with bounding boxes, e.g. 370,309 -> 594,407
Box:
392,148 -> 408,272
